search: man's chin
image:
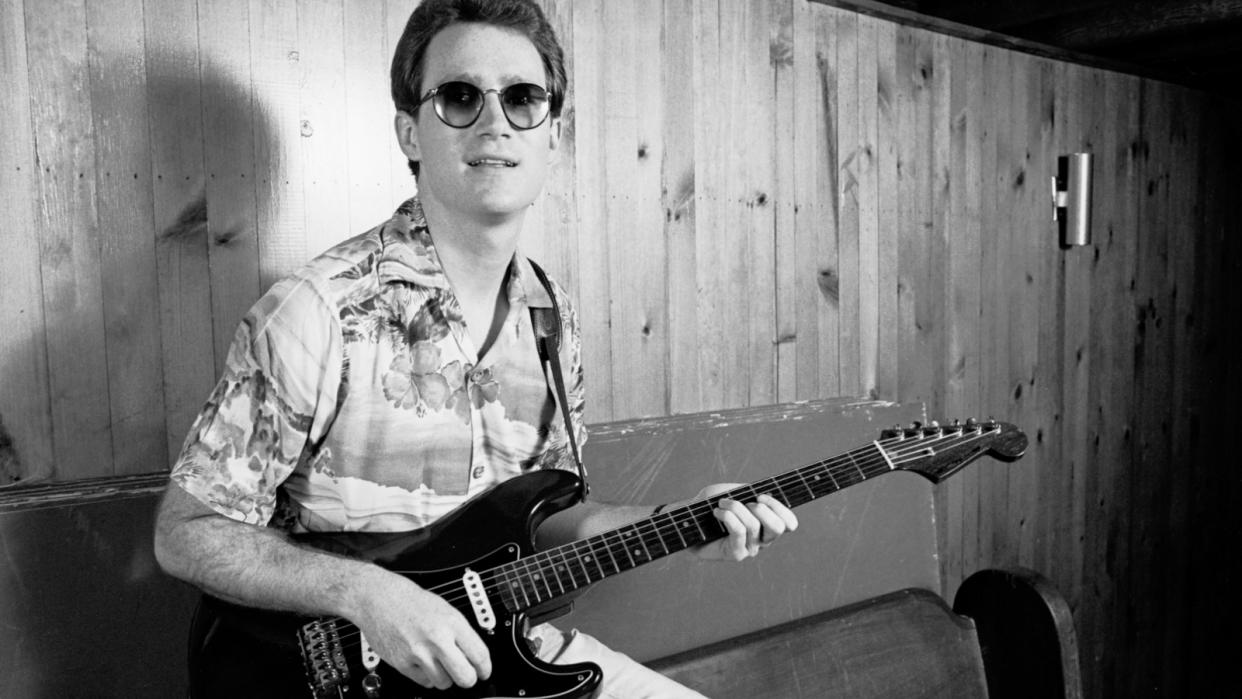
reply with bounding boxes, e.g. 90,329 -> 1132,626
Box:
421,188 -> 539,225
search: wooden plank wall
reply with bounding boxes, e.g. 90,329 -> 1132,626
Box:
0,1 -> 1237,696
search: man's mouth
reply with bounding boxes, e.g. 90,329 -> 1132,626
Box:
467,158 -> 517,167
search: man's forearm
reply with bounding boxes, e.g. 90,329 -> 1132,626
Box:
153,482 -> 383,621
535,498 -> 660,548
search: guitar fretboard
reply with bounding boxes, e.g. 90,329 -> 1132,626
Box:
490,441 -> 894,613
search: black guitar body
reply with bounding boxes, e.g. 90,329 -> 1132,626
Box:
188,469 -> 602,699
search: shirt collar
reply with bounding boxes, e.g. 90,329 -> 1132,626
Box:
377,196 -> 553,310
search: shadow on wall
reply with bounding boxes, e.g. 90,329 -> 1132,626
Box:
0,415 -> 19,484
0,49 -> 272,698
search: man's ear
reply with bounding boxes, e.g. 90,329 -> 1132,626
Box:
394,110 -> 421,161
547,116 -> 562,155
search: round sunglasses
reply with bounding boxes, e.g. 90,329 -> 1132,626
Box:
416,81 -> 553,130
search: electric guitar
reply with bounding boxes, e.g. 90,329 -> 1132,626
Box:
187,419 -> 1027,698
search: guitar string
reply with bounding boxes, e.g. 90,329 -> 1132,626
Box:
309,426 -> 1002,656
317,426 -> 1000,657
315,426 -> 1001,655
474,425 -> 998,606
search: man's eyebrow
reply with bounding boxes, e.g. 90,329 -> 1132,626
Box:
435,71 -> 544,87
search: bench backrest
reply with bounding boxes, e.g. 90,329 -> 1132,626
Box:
649,588 -> 989,699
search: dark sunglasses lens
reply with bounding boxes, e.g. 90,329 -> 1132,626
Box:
500,83 -> 549,128
434,82 -> 483,126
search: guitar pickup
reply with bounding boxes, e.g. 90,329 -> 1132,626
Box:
463,568 -> 496,632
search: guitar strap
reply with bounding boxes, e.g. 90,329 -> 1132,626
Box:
527,258 -> 590,503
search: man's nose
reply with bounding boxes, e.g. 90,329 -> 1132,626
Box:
474,91 -> 512,135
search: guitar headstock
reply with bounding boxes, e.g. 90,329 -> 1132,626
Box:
879,419 -> 1028,483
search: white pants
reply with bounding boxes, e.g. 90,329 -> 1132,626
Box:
530,624 -> 708,699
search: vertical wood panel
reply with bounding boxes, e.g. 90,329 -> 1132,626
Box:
251,0 -> 307,287
1082,71 -> 1141,699
1058,61 -> 1087,613
833,9 -> 860,398
772,0 -> 797,403
145,0 -> 216,462
198,0 -> 261,373
1161,83 -> 1200,699
742,0 -> 776,407
790,0 -> 833,401
569,0 -> 613,421
873,18 -> 898,401
995,47 -> 1029,569
87,0 -> 168,475
807,6 -> 839,398
693,0 -> 757,409
343,1 -> 396,232
531,0 -> 578,300
25,0 -> 114,479
1186,94 -> 1241,698
0,0 -> 54,483
926,33 -> 950,415
976,43 -> 1008,573
604,0 -> 667,419
1004,51 -> 1038,568
1127,77 -> 1174,698
894,25 -> 932,407
384,0 -> 421,194
299,0 -> 351,254
662,0 -> 699,415
855,16 -> 880,401
942,36 -> 983,596
1029,57 -> 1061,578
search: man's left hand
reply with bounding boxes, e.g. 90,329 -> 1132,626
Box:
687,485 -> 799,562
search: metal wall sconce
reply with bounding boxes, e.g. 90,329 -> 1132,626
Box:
1052,153 -> 1093,247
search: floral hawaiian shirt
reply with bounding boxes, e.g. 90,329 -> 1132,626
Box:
169,197 -> 585,532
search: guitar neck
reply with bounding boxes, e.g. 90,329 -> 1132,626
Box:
493,441 -> 894,614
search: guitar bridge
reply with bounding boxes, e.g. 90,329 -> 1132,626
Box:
299,618 -> 350,697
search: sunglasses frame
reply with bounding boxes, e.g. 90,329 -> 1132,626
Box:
416,81 -> 554,131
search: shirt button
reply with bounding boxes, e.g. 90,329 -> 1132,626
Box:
472,466 -> 485,479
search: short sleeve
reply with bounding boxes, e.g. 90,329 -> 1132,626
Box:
169,276 -> 342,525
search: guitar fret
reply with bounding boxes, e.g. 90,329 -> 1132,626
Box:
546,553 -> 567,596
847,451 -> 867,481
612,529 -> 637,569
533,558 -> 555,599
689,507 -> 708,543
630,526 -> 650,563
662,512 -> 688,549
563,547 -> 586,590
565,542 -> 592,586
792,469 -> 816,504
582,541 -> 606,580
803,465 -> 833,496
768,482 -> 793,508
646,520 -> 671,557
514,560 -> 540,605
500,568 -> 523,612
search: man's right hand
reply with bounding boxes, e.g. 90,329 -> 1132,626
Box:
153,483 -> 492,691
349,568 -> 493,690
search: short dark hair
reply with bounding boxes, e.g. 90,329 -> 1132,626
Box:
391,0 -> 567,178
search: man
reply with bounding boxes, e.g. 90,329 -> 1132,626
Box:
153,0 -> 797,696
